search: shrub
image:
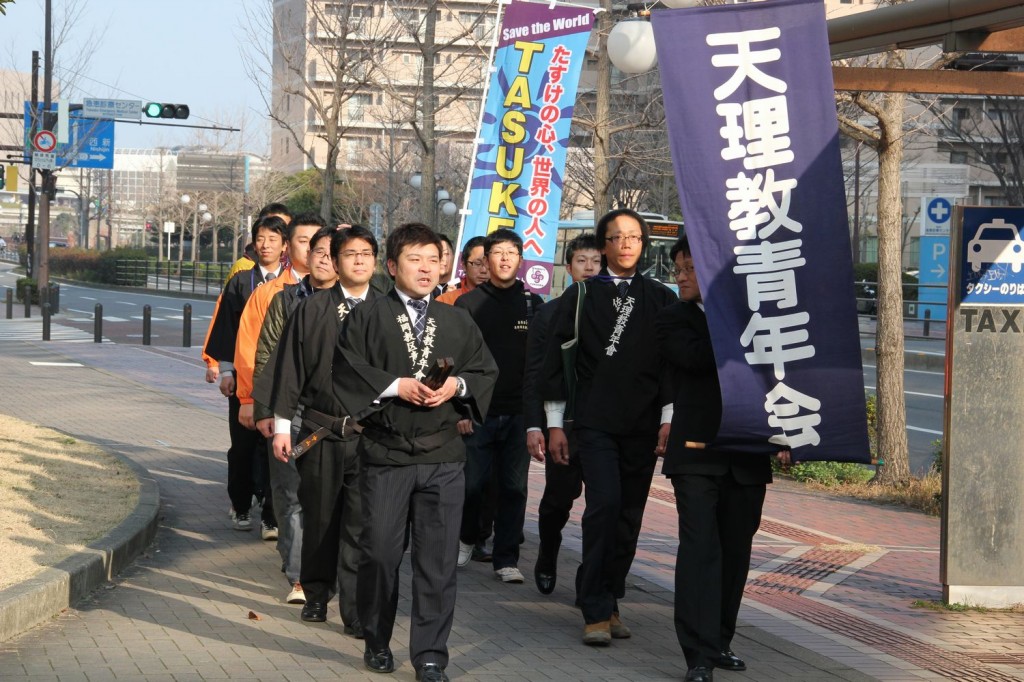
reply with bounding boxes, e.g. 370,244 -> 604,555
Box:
15,277 -> 38,304
789,461 -> 874,486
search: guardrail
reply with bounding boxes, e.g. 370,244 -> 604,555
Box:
115,259 -> 230,296
855,280 -> 947,339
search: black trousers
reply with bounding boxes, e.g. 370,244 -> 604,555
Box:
670,472 -> 766,668
226,393 -> 275,525
574,427 -> 657,624
358,461 -> 464,669
536,425 -> 583,560
296,437 -> 362,626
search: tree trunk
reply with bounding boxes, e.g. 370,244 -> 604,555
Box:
321,146 -> 338,223
592,0 -> 613,218
873,84 -> 911,486
419,3 -> 439,230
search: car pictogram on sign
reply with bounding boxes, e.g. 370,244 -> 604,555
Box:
967,219 -> 1024,273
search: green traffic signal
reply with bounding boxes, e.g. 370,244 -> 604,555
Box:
144,102 -> 190,119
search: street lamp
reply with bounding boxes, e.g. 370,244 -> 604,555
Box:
408,173 -> 458,233
181,194 -> 212,262
606,1 -> 702,75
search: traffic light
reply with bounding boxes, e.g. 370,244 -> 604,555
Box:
143,102 -> 190,119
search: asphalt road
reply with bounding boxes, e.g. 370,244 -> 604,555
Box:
1,265 -> 944,473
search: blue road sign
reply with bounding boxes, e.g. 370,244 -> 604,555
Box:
23,102 -> 115,170
960,207 -> 1024,305
918,235 -> 949,321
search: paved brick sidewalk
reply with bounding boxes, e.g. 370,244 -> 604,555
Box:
0,330 -> 1017,680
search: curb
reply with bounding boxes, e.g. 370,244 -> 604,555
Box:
861,347 -> 946,372
0,450 -> 159,643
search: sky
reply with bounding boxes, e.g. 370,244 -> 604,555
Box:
2,0 -> 269,154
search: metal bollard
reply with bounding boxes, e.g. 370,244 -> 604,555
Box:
143,304 -> 152,346
183,303 -> 192,348
94,303 -> 103,343
5,288 -> 11,319
42,302 -> 51,340
24,285 -> 31,318
923,308 -> 931,338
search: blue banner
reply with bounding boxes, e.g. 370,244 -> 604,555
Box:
653,0 -> 869,462
460,0 -> 594,294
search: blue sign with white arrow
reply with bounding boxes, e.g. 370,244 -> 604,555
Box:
23,102 -> 115,170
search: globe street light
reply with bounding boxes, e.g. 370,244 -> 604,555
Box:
181,194 -> 212,262
606,1 -> 703,75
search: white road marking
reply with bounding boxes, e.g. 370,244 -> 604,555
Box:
30,361 -> 84,367
907,425 -> 943,435
864,385 -> 942,399
863,363 -> 943,377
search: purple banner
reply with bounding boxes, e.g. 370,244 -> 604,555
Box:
653,0 -> 869,462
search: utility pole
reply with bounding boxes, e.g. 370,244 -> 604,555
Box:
25,51 -> 39,279
37,0 -> 54,292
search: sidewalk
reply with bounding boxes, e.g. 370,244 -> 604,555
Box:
0,325 -> 1019,680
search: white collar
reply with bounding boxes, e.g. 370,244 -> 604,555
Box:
606,266 -> 635,284
258,264 -> 282,280
341,284 -> 369,301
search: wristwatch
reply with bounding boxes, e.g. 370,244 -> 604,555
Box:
456,376 -> 467,397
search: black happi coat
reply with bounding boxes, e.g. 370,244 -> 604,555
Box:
542,269 -> 676,435
334,290 -> 498,467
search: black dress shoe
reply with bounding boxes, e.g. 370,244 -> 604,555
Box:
343,623 -> 365,639
685,665 -> 714,682
300,601 -> 327,622
416,663 -> 449,682
713,650 -> 746,671
363,648 -> 395,674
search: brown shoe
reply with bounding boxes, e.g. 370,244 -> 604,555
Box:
610,612 -> 631,639
583,621 -> 611,646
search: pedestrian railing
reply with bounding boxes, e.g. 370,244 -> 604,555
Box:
855,280 -> 947,339
116,259 -> 230,296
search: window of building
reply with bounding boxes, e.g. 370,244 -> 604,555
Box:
348,94 -> 372,121
459,11 -> 495,41
346,137 -> 373,163
950,151 -> 968,164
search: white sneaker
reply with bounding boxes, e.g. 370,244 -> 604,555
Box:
261,522 -> 278,541
286,582 -> 306,604
495,566 -> 525,583
233,512 -> 252,531
457,541 -> 474,567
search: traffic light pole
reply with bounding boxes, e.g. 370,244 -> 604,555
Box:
37,0 -> 53,294
25,51 -> 38,280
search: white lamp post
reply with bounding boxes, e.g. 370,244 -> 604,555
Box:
181,194 -> 211,262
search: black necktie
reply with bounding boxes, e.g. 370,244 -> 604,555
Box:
617,279 -> 629,298
409,298 -> 428,345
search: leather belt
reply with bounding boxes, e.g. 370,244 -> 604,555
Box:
292,407 -> 362,458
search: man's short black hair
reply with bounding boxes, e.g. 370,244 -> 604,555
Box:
438,233 -> 454,251
310,226 -> 335,255
289,213 -> 326,244
595,208 -> 650,268
258,203 -> 292,221
483,228 -> 523,256
460,235 -> 487,264
386,223 -> 442,276
670,235 -> 690,262
565,233 -> 600,265
250,215 -> 288,243
334,224 -> 379,260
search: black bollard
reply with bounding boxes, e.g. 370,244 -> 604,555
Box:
5,288 -> 11,319
24,284 -> 31,318
923,308 -> 931,338
183,303 -> 192,348
94,303 -> 103,343
42,302 -> 51,341
143,304 -> 152,345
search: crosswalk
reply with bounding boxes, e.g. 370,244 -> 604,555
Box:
0,319 -> 100,342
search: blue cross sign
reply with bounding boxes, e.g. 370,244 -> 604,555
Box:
928,197 -> 952,224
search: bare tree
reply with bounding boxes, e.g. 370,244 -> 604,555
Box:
242,1 -> 395,222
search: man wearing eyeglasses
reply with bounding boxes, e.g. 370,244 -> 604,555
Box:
542,208 -> 677,646
436,236 -> 489,306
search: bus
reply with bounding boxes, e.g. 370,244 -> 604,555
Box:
552,213 -> 685,296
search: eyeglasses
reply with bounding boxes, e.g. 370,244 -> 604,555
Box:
466,259 -> 487,268
673,265 -> 696,276
341,250 -> 374,259
605,234 -> 643,245
310,248 -> 332,260
489,249 -> 520,259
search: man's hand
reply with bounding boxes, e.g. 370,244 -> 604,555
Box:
548,427 -> 569,465
238,403 -> 256,430
256,417 -> 275,439
527,430 -> 545,462
423,376 -> 458,407
219,373 -> 235,398
272,433 -> 292,463
776,449 -> 792,466
456,419 -> 474,436
397,377 -> 435,406
655,423 -> 671,456
205,366 -> 219,383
